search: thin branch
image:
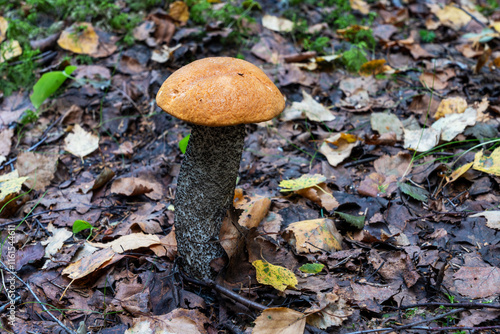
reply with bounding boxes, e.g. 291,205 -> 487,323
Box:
0,259 -> 76,334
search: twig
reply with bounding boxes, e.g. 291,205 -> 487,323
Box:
0,259 -> 76,334
411,325 -> 500,332
182,274 -> 328,334
453,4 -> 488,28
344,156 -> 379,167
347,308 -> 465,334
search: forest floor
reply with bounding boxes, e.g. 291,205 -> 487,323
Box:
0,0 -> 500,333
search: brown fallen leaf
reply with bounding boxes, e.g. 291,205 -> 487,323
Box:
253,307 -> 306,334
16,151 -> 59,191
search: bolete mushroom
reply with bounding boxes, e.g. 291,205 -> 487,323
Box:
156,57 -> 285,279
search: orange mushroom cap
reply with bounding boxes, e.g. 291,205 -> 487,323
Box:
156,57 -> 285,127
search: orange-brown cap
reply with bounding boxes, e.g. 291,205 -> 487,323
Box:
156,57 -> 285,127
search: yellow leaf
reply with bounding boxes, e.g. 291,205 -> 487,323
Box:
279,174 -> 326,192
0,16 -> 8,43
359,59 -> 394,76
435,97 -> 468,120
350,0 -> 370,15
284,218 -> 342,254
234,194 -> 271,228
432,4 -> 471,30
473,148 -> 500,176
169,1 -> 190,23
57,22 -> 98,55
252,260 -> 297,291
0,170 -> 28,204
446,161 -> 473,184
253,308 -> 306,334
492,22 -> 500,33
0,40 -> 22,63
64,124 -> 99,158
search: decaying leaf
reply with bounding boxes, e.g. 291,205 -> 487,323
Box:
403,127 -> 440,152
430,4 -> 471,30
234,194 -> 271,228
431,107 -> 476,141
281,90 -> 335,122
252,260 -> 298,291
262,14 -> 294,32
16,151 -> 59,191
280,174 -> 326,192
319,133 -> 359,167
0,16 -> 7,43
446,162 -> 473,184
253,308 -> 306,334
88,232 -> 162,254
359,59 -> 395,76
370,112 -> 403,140
435,96 -> 468,120
0,39 -> 22,63
284,218 -> 343,253
306,293 -> 353,328
64,124 -> 99,158
41,223 -> 73,258
0,171 -> 28,214
473,148 -> 500,176
169,1 -> 190,23
471,211 -> 500,230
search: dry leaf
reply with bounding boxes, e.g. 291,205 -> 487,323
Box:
64,124 -> 99,158
57,22 -> 99,55
169,1 -> 190,23
0,16 -> 7,43
88,232 -> 162,253
350,0 -> 370,15
319,133 -> 359,167
253,308 -> 306,334
41,223 -> 73,258
16,151 -> 59,191
281,90 -> 335,122
262,14 -> 294,32
431,107 -> 476,141
403,127 -> 440,152
0,40 -> 22,63
306,293 -> 353,328
471,211 -> 500,230
370,112 -> 403,140
431,4 -> 471,30
473,148 -> 500,177
284,218 -> 343,254
435,96 -> 468,120
234,195 -> 271,228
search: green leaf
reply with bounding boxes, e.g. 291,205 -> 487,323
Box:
30,65 -> 77,109
72,219 -> 93,234
279,174 -> 327,192
398,182 -> 428,202
179,134 -> 190,154
335,211 -> 365,229
299,263 -> 324,274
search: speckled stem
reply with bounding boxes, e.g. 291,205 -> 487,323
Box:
174,124 -> 245,279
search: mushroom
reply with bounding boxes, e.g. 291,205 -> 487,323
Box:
156,57 -> 285,279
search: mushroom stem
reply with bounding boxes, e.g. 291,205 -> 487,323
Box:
175,123 -> 246,279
